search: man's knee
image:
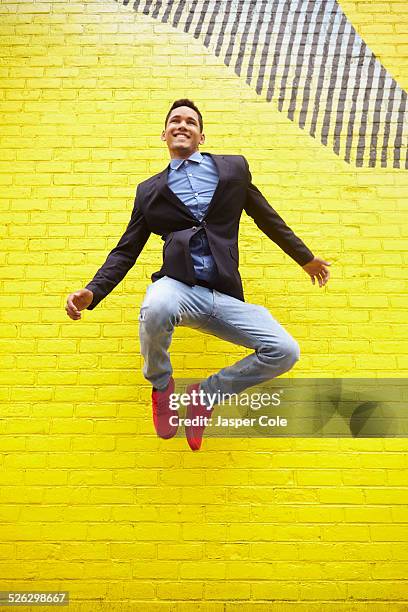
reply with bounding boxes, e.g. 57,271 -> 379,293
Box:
288,338 -> 300,367
279,336 -> 300,368
139,298 -> 181,333
259,336 -> 300,369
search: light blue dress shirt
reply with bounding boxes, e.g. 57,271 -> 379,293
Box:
167,151 -> 219,283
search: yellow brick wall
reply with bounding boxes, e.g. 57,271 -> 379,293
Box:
1,0 -> 407,609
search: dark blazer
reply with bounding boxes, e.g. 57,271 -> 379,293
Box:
85,153 -> 314,310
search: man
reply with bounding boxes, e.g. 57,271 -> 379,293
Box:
66,99 -> 330,451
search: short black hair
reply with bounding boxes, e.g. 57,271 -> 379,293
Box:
165,98 -> 203,132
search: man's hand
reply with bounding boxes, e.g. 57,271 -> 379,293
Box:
65,289 -> 93,320
302,257 -> 331,287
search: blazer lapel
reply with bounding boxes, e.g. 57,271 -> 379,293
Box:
155,152 -> 232,222
202,152 -> 231,220
155,167 -> 196,220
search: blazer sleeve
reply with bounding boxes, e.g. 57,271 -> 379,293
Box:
242,156 -> 314,266
85,185 -> 151,310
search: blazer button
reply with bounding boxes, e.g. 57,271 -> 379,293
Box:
192,226 -> 197,230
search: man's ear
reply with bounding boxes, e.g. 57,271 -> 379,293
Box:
200,133 -> 205,144
160,130 -> 166,141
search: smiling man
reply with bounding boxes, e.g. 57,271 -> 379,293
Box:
66,98 -> 330,451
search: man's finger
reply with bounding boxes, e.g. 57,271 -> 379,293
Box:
65,299 -> 81,320
67,297 -> 79,313
67,310 -> 81,320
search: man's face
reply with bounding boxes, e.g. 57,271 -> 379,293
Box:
161,106 -> 205,157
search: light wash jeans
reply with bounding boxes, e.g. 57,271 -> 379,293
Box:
138,276 -> 300,399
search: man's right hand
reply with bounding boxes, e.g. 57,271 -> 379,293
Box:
65,289 -> 93,320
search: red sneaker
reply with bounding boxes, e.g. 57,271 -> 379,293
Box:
185,383 -> 213,451
152,377 -> 178,439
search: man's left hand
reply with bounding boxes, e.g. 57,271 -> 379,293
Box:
302,257 -> 331,287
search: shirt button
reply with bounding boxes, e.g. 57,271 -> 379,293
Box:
188,173 -> 192,176
194,192 -> 198,197
185,160 -> 189,165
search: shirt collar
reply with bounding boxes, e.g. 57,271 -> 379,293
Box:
169,150 -> 203,170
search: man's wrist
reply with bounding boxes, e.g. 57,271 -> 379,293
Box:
84,285 -> 97,310
302,256 -> 315,268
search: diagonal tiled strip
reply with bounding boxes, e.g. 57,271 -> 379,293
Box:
115,0 -> 408,169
